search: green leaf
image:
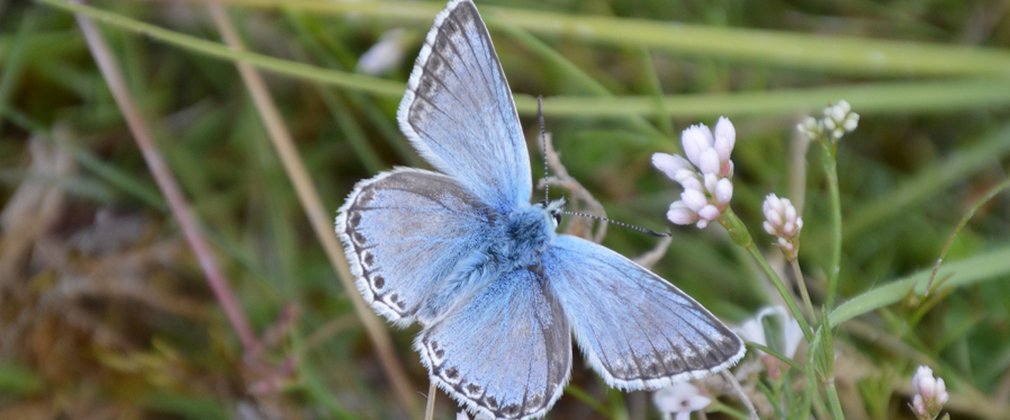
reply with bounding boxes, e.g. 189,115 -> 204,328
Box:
829,245 -> 1010,327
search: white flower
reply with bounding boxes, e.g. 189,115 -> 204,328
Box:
799,100 -> 859,143
736,306 -> 803,359
797,116 -> 822,142
712,117 -> 735,177
822,100 -> 860,141
910,366 -> 948,419
653,382 -> 711,420
356,29 -> 409,76
653,117 -> 736,229
736,306 -> 803,380
762,194 -> 804,259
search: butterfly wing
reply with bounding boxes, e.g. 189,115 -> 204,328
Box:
544,235 -> 745,390
416,267 -> 571,419
335,168 -> 497,327
398,0 -> 532,211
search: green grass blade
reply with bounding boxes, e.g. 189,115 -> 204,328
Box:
529,79 -> 1010,118
35,0 -> 403,96
829,245 -> 1010,326
37,0 -> 1010,121
219,0 -> 1010,77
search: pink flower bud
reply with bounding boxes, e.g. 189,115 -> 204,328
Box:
667,201 -> 698,225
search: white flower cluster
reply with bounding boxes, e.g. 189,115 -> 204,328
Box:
736,306 -> 804,360
356,29 -> 410,76
652,117 -> 736,229
653,382 -> 711,420
798,100 -> 859,142
911,366 -> 948,419
735,306 -> 803,380
762,194 -> 804,259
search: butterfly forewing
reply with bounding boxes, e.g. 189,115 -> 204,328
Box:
545,235 -> 745,390
415,267 -> 571,419
398,0 -> 532,211
335,168 -> 497,327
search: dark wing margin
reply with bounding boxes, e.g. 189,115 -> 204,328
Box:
397,0 -> 532,211
335,167 -> 496,327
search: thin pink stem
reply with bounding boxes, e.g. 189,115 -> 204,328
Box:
74,4 -> 261,355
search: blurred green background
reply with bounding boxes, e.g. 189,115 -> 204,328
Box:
1,0 -> 1008,418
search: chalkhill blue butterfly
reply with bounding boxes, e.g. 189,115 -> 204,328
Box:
335,1 -> 745,418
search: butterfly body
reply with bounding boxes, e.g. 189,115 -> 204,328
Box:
336,1 -> 744,418
421,200 -> 557,326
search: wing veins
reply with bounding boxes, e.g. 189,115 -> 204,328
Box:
444,14 -> 498,122
625,308 -> 668,378
408,92 -> 468,130
417,44 -> 480,115
440,13 -> 512,178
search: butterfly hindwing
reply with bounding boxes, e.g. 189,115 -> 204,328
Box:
416,267 -> 571,419
335,168 -> 497,327
544,235 -> 745,390
398,0 -> 532,211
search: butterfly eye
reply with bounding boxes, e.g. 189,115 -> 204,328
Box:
551,211 -> 562,228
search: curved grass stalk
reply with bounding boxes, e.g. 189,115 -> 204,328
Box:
215,0 -> 1010,77
207,5 -> 419,416
829,244 -> 1010,326
36,0 -> 1010,121
925,179 -> 1010,293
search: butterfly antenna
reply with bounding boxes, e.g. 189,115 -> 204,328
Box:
538,95 -> 549,205
561,210 -> 672,237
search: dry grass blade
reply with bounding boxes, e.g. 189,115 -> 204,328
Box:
538,132 -> 608,243
205,4 -> 419,416
633,236 -> 672,269
71,1 -> 261,356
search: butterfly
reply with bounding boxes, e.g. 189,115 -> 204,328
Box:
335,1 -> 745,418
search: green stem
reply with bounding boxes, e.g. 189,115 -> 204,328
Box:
824,379 -> 846,419
719,209 -> 813,339
789,258 -> 817,319
808,323 -> 843,420
563,385 -> 610,417
822,143 -> 842,308
925,178 -> 1010,293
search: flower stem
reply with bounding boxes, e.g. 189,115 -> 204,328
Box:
719,209 -> 813,338
822,143 -> 842,308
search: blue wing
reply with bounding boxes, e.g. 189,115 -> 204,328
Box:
415,268 -> 571,420
335,168 -> 497,327
397,0 -> 532,211
544,235 -> 745,390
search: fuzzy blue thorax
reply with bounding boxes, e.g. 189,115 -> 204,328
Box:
491,201 -> 561,269
416,199 -> 561,325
